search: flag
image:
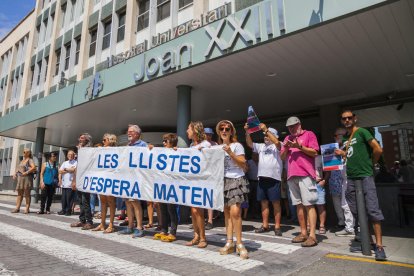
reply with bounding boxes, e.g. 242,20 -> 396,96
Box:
247,106 -> 261,134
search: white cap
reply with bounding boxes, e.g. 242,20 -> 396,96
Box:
286,116 -> 301,127
267,127 -> 279,138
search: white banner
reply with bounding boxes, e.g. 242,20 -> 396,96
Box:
76,147 -> 225,211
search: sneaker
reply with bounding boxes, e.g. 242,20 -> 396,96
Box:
118,228 -> 134,235
205,222 -> 213,230
274,228 -> 282,237
57,211 -> 65,215
375,246 -> 387,261
65,212 -> 72,216
335,229 -> 355,237
132,228 -> 145,238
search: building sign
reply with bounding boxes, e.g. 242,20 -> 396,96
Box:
107,41 -> 147,67
85,72 -> 103,100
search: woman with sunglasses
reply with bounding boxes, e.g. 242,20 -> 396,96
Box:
153,133 -> 180,242
38,152 -> 59,214
186,121 -> 211,248
92,134 -> 118,233
12,148 -> 36,214
216,120 -> 249,259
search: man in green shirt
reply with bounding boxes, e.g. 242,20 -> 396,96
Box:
336,110 -> 386,261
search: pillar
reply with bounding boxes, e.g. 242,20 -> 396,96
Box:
32,127 -> 45,203
176,85 -> 191,147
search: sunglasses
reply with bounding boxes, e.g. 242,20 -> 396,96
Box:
341,116 -> 354,121
219,127 -> 231,132
162,140 -> 169,143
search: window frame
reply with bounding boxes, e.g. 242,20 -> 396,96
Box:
117,11 -> 126,42
55,50 -> 61,76
102,20 -> 112,50
137,0 -> 150,32
157,0 -> 171,22
64,43 -> 71,71
89,28 -> 97,57
75,37 -> 81,65
178,0 -> 193,10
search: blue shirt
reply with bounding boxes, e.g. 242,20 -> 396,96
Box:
128,140 -> 148,147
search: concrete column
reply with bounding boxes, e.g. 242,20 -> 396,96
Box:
125,0 -> 138,49
319,104 -> 341,144
176,85 -> 191,147
32,127 -> 45,203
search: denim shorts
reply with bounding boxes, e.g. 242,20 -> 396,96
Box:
316,184 -> 326,205
257,177 -> 281,202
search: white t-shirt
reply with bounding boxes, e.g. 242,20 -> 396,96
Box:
253,142 -> 282,181
190,140 -> 211,149
223,142 -> 245,179
59,160 -> 77,188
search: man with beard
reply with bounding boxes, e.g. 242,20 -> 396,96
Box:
245,123 -> 283,236
71,133 -> 94,230
335,110 -> 386,261
281,116 -> 319,247
118,124 -> 148,238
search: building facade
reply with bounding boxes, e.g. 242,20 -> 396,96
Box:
1,0 -> 414,189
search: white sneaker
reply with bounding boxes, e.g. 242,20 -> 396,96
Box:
335,229 -> 355,237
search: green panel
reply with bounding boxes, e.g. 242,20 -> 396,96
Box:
74,23 -> 83,38
15,66 -> 20,77
61,0 -> 67,6
64,29 -> 73,44
30,55 -> 36,66
24,98 -> 30,105
36,15 -> 42,26
4,108 -> 9,115
50,2 -> 56,15
235,0 -> 263,11
44,45 -> 51,58
31,95 -> 38,103
43,8 -> 50,21
38,91 -> 45,99
54,35 -> 63,50
4,148 -> 9,158
101,2 -> 114,20
4,75 -> 7,84
49,85 -> 57,94
89,11 -> 99,28
0,78 -> 3,88
10,106 -> 14,113
10,70 -> 15,79
36,50 -> 44,62
83,67 -> 94,78
0,149 -> 3,159
115,0 -> 127,12
95,61 -> 107,72
68,76 -> 76,83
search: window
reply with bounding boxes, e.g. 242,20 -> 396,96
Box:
64,43 -> 71,70
36,61 -> 42,85
102,20 -> 112,50
75,37 -> 81,65
55,50 -> 61,76
43,59 -> 48,82
179,0 -> 192,9
61,4 -> 67,28
157,0 -> 170,22
137,0 -> 149,32
30,66 -> 35,89
69,0 -> 76,22
89,29 -> 97,57
117,12 -> 126,42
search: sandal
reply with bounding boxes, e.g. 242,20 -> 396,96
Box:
197,240 -> 208,248
153,233 -> 167,240
104,226 -> 115,234
301,236 -> 318,247
292,234 -> 308,243
92,224 -> 105,231
219,240 -> 235,255
161,234 -> 177,242
24,209 -> 30,214
319,226 -> 326,235
254,225 -> 270,233
11,209 -> 20,213
144,223 -> 153,229
185,237 -> 200,246
236,244 -> 249,259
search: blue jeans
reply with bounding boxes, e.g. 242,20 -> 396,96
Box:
90,193 -> 101,213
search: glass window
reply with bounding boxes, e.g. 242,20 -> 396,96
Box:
102,20 -> 112,50
117,12 -> 126,42
43,59 -> 48,82
61,4 -> 67,28
179,0 -> 192,9
89,29 -> 97,57
36,61 -> 42,85
55,50 -> 61,76
75,37 -> 81,65
157,0 -> 170,22
69,0 -> 76,22
64,43 -> 71,70
30,66 -> 35,89
137,0 -> 149,32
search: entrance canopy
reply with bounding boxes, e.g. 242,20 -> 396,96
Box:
1,0 -> 413,147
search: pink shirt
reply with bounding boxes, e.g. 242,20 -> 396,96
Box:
282,130 -> 319,180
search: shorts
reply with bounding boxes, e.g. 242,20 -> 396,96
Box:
287,176 -> 318,206
316,184 -> 326,205
257,177 -> 281,202
346,176 -> 384,222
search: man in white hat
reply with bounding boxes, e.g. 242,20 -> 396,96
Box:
245,123 -> 283,236
281,116 -> 319,247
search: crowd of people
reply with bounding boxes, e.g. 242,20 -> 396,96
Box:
11,110 -> 391,261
